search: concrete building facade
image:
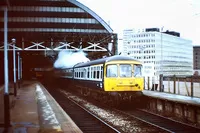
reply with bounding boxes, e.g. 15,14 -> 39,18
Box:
122,28 -> 193,77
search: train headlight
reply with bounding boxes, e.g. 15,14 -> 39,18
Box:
100,83 -> 102,88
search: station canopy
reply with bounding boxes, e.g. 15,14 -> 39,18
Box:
0,0 -> 118,59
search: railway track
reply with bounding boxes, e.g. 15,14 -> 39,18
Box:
74,87 -> 200,133
69,88 -> 200,133
42,79 -> 200,133
118,109 -> 200,133
57,90 -> 168,132
45,85 -> 121,133
42,80 -> 166,132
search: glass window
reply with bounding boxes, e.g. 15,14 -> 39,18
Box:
83,68 -> 86,78
97,71 -> 100,79
93,67 -> 96,78
134,65 -> 142,77
100,66 -> 103,78
87,68 -> 89,78
120,64 -> 132,77
106,65 -> 117,77
94,71 -> 96,78
91,67 -> 93,79
69,7 -> 72,12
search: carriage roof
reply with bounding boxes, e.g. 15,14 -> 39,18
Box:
74,55 -> 141,68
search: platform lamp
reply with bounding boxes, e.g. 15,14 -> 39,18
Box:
17,52 -> 21,88
12,38 -> 17,96
161,26 -> 164,75
139,45 -> 146,89
160,26 -> 164,92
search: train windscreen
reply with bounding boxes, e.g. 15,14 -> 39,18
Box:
134,65 -> 142,77
119,64 -> 132,77
106,65 -> 118,77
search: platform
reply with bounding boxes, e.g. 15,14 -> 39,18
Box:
0,81 -> 82,133
143,90 -> 200,107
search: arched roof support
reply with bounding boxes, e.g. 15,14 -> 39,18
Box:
68,0 -> 113,33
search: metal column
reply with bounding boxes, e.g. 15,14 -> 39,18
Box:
4,6 -> 11,130
20,57 -> 22,80
12,39 -> 17,96
17,52 -> 21,88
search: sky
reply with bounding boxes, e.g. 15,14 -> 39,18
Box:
77,0 -> 200,45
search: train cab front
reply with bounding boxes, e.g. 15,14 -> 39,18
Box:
104,63 -> 144,100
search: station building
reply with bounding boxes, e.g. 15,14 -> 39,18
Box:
122,28 -> 193,77
0,0 -> 117,80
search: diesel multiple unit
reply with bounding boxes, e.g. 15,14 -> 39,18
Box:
54,55 -> 144,106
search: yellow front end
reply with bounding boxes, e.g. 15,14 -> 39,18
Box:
104,61 -> 144,92
104,77 -> 144,91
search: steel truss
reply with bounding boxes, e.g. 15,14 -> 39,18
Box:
0,32 -> 117,58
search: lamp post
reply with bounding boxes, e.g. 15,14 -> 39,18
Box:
4,6 -> 10,130
17,52 -> 21,88
138,45 -> 146,89
20,57 -> 22,80
160,27 -> 164,91
161,26 -> 164,75
12,38 -> 17,96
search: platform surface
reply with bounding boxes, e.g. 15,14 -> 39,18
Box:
0,81 -> 82,133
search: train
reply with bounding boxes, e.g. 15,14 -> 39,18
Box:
53,55 -> 144,106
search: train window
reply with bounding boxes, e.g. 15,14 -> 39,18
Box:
97,66 -> 100,71
93,67 -> 96,79
97,71 -> 100,79
100,66 -> 103,78
75,69 -> 78,77
83,68 -> 86,78
106,65 -> 117,77
96,66 -> 100,79
134,65 -> 142,77
86,67 -> 89,79
78,71 -> 80,78
91,67 -> 93,79
87,71 -> 89,78
94,71 -> 96,78
120,64 -> 132,77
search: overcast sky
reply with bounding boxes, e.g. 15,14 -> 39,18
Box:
77,0 -> 200,45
